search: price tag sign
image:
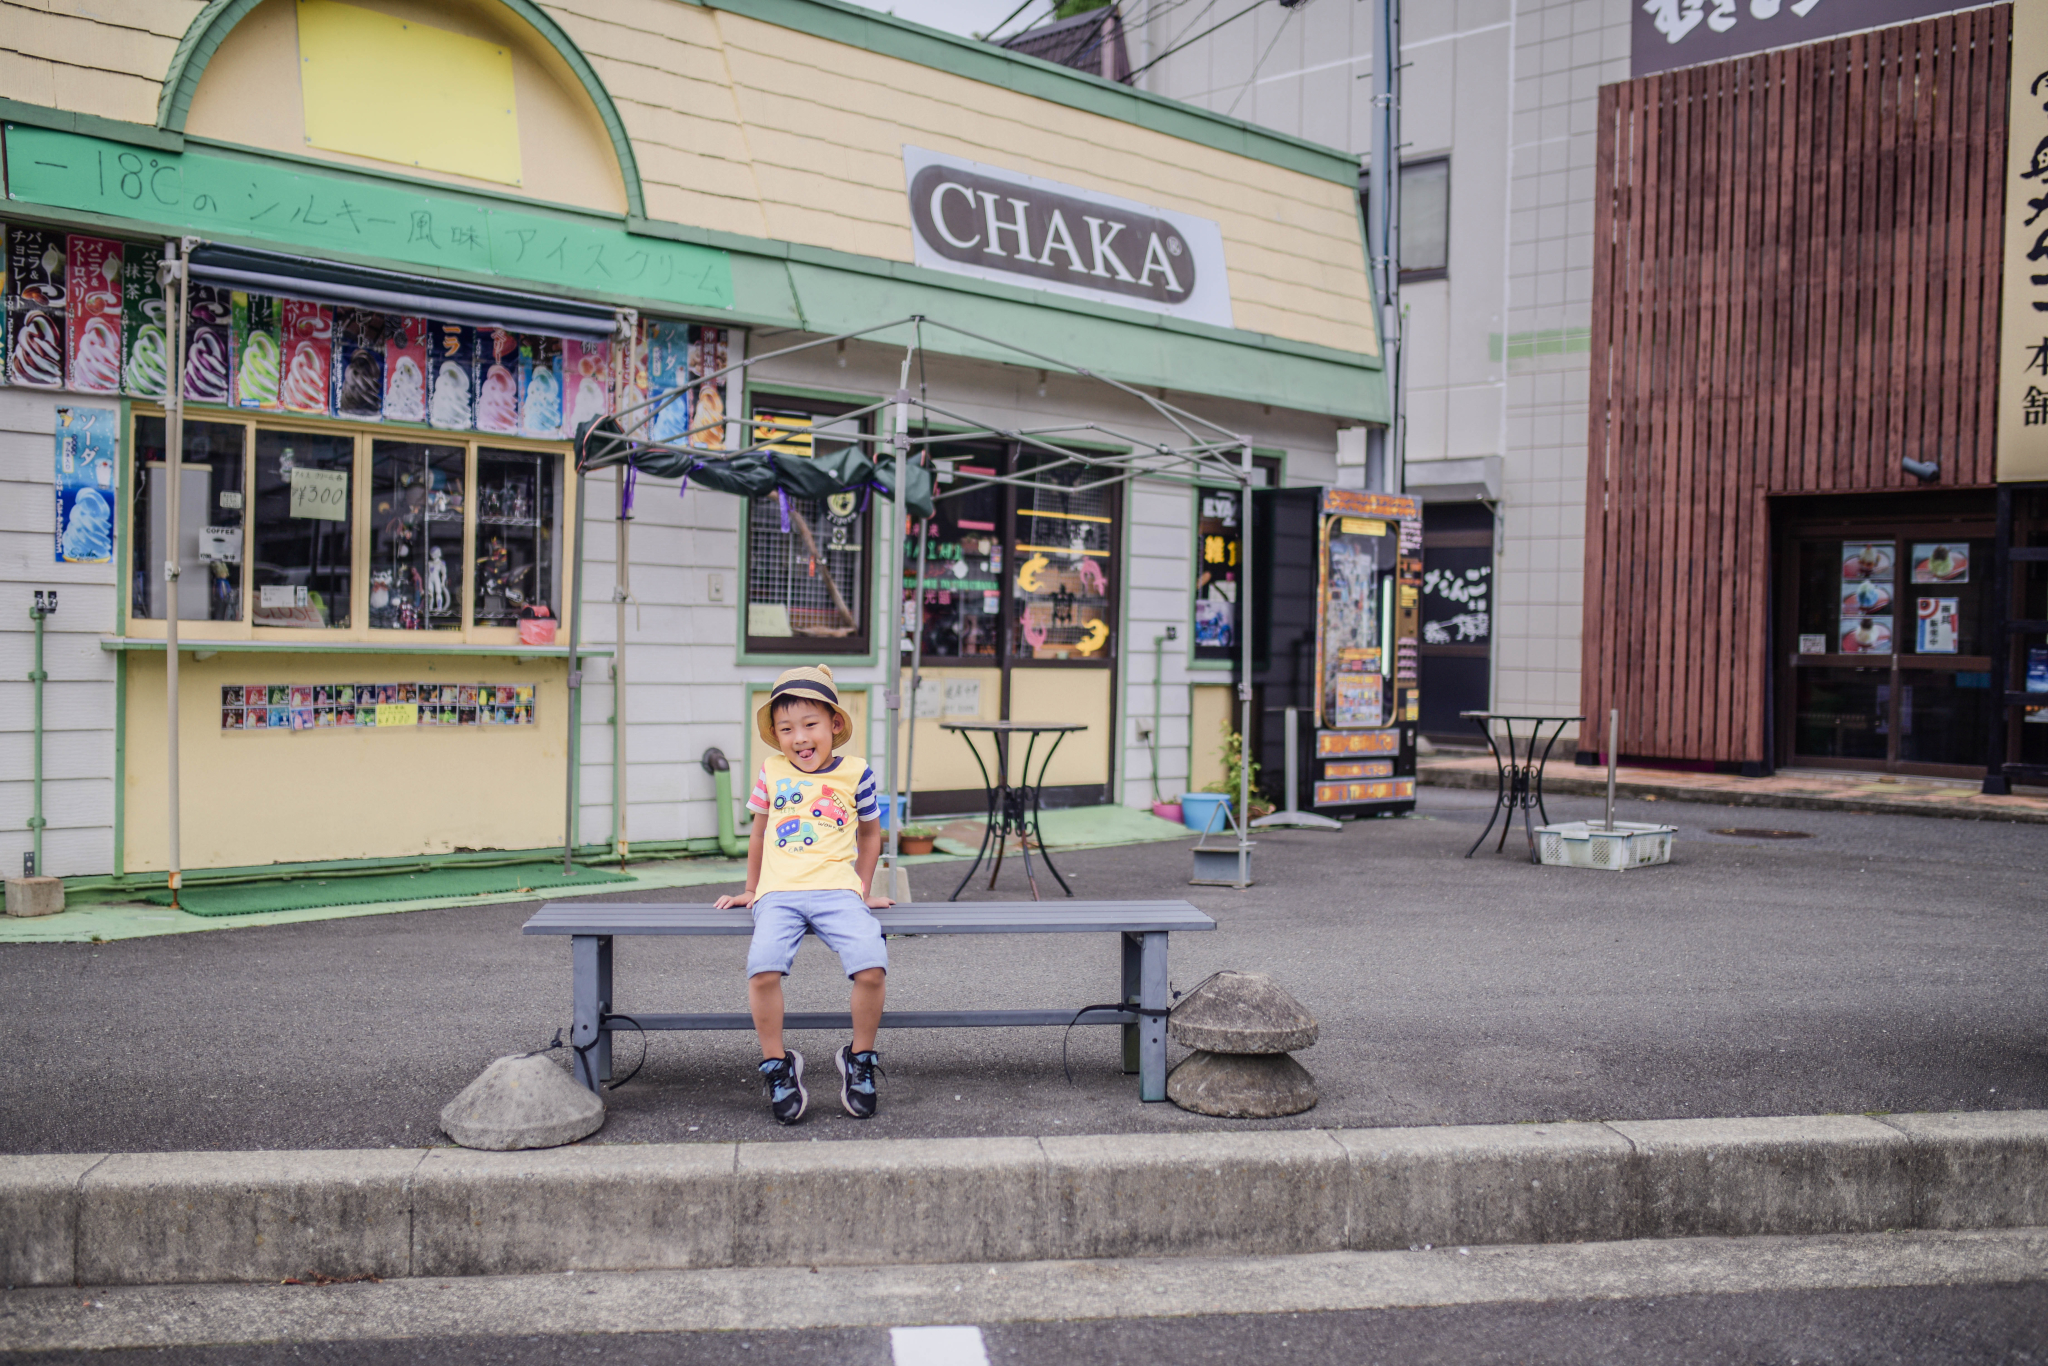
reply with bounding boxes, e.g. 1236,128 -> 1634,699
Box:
289,467 -> 348,521
374,703 -> 419,728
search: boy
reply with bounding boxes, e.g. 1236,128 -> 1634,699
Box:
714,665 -> 890,1124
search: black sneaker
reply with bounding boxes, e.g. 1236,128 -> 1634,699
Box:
758,1051 -> 807,1125
836,1044 -> 881,1119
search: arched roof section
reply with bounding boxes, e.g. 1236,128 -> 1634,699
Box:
156,0 -> 644,218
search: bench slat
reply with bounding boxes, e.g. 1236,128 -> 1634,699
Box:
522,900 -> 1215,936
604,1008 -> 1137,1031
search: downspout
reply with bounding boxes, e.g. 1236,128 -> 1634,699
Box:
1149,628 -> 1169,806
563,468 -> 589,875
27,593 -> 53,876
159,240 -> 189,908
1237,441 -> 1254,888
701,748 -> 747,858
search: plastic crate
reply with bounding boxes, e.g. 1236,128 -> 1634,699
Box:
1535,820 -> 1674,870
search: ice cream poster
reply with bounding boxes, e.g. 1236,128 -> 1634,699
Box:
65,235 -> 124,395
232,292 -> 283,410
7,226 -> 66,389
54,405 -> 117,564
519,334 -> 564,438
473,328 -> 523,434
561,339 -> 611,435
382,316 -> 429,423
183,284 -> 234,404
120,243 -> 168,399
644,320 -> 692,443
331,309 -> 386,419
689,325 -> 728,450
279,300 -> 332,414
428,322 -> 477,430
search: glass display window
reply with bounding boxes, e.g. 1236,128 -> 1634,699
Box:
742,398 -> 872,655
131,416 -> 245,623
1010,456 -> 1118,662
371,441 -> 465,631
121,408 -> 575,644
252,429 -> 354,629
908,447 -> 1005,661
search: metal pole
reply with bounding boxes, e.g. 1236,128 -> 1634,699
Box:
1606,707 -> 1618,832
28,595 -> 50,876
160,240 -> 189,907
1237,441 -> 1254,888
564,469 -> 589,874
612,313 -> 637,861
883,357 -> 913,870
905,514 -> 931,819
1369,0 -> 1404,494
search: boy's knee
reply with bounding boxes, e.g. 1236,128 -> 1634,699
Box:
749,970 -> 785,986
851,967 -> 886,985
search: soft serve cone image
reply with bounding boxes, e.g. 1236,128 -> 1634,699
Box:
59,486 -> 113,563
120,245 -> 167,397
477,362 -> 519,433
522,360 -> 562,437
339,348 -> 382,417
123,319 -> 167,397
281,340 -> 329,413
429,359 -> 473,429
385,354 -> 426,422
236,328 -> 281,409
71,315 -> 121,393
11,310 -> 65,387
64,236 -> 123,393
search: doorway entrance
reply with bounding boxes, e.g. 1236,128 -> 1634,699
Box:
1774,492 -> 1995,779
1417,501 -> 1494,742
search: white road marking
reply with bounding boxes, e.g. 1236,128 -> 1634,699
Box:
891,1323 -> 992,1366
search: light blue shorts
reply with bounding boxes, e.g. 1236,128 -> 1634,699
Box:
746,889 -> 890,979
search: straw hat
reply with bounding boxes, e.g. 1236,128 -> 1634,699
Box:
755,664 -> 856,746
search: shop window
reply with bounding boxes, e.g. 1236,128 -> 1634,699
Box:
251,429 -> 354,629
474,448 -> 561,629
909,452 -> 1005,660
131,417 -> 245,622
1011,456 -> 1117,662
1191,457 -> 1278,664
742,400 -> 871,655
370,441 -> 465,631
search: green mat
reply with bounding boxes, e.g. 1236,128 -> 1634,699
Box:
138,862 -> 633,917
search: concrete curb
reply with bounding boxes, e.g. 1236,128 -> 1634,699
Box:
4,1112 -> 2043,1288
1418,762 -> 2048,825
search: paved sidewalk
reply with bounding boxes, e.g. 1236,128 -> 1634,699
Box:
1421,753 -> 2048,824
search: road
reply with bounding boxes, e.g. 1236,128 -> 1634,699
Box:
3,787 -> 2045,1152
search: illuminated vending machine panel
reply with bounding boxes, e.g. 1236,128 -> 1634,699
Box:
1312,489 -> 1420,813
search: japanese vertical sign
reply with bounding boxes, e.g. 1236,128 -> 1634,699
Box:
2001,0 -> 2048,482
54,405 -> 117,564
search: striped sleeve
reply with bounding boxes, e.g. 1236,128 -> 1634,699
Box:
854,765 -> 880,820
745,763 -> 771,814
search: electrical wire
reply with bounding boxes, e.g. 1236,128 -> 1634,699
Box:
982,0 -> 1043,45
1223,2 -> 1300,116
1126,0 -> 1267,80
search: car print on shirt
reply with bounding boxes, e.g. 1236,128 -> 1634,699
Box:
772,777 -> 812,811
808,788 -> 851,828
775,817 -> 818,849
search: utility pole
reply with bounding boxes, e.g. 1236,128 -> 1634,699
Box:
1368,0 -> 1404,495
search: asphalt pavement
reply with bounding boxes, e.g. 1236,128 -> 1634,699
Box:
4,787 -> 2045,1153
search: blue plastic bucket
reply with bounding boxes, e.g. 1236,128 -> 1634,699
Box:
878,795 -> 906,830
1179,792 -> 1233,835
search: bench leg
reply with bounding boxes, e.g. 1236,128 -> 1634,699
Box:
1120,932 -> 1142,1075
570,934 -> 611,1092
1139,930 -> 1169,1102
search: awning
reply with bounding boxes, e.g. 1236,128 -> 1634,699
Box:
186,244 -> 619,339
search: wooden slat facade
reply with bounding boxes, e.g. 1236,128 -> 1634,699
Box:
1581,6 -> 2009,766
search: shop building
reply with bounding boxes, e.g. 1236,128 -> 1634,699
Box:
1,0 -> 1389,887
1580,2 -> 2022,783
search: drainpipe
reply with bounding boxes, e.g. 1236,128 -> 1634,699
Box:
611,311 -> 637,861
701,748 -> 747,857
160,240 -> 190,909
27,591 -> 55,876
563,468 -> 589,875
1148,627 -> 1174,806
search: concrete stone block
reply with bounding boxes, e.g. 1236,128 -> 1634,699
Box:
1335,1122 -> 1634,1250
0,1154 -> 102,1286
735,1136 -> 1048,1267
439,1053 -> 604,1151
5,877 -> 64,917
1167,971 -> 1318,1054
1167,1051 -> 1319,1118
411,1143 -> 735,1276
1611,1115 -> 1913,1238
1043,1130 -> 1348,1260
1878,1110 -> 2048,1230
77,1150 -> 419,1286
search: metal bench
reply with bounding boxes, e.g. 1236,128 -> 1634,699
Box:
521,900 -> 1217,1102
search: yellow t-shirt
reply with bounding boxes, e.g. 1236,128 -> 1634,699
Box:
750,751 -> 869,896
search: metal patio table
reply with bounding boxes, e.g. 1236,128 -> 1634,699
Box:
1460,711 -> 1584,863
940,720 -> 1087,901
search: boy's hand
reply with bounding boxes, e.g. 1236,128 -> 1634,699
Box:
864,893 -> 894,909
714,891 -> 755,910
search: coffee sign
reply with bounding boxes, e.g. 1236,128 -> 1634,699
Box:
903,147 -> 1233,329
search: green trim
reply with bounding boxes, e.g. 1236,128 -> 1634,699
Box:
0,97 -> 181,152
692,0 -> 1361,186
100,638 -> 614,658
113,399 -> 132,877
156,0 -> 646,217
113,652 -> 127,878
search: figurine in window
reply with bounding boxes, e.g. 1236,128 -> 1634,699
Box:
425,545 -> 451,616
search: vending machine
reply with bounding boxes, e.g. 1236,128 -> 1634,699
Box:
1253,486 -> 1422,816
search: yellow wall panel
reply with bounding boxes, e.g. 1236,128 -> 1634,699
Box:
1008,669 -> 1113,790
123,653 -> 571,872
298,0 -> 523,186
892,667 -> 1005,801
1189,684 -> 1232,793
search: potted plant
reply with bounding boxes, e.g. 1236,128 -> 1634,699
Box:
897,825 -> 939,856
